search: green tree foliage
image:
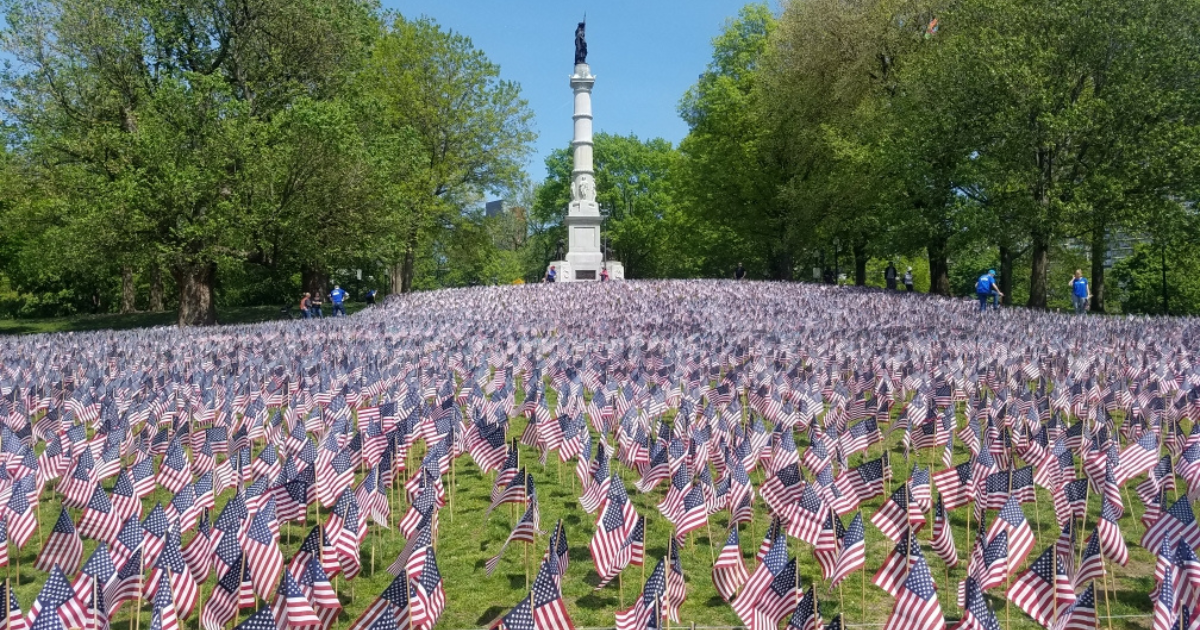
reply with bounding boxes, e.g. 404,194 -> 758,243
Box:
675,4 -> 782,279
359,16 -> 535,294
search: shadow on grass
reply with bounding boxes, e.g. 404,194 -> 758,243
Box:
476,606 -> 507,626
576,592 -> 617,610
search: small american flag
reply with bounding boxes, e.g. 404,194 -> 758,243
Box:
270,572 -> 322,630
882,549 -> 943,630
712,527 -> 749,602
1006,544 -> 1075,627
35,508 -> 83,575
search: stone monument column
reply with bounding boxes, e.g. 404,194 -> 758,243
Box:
548,22 -> 623,282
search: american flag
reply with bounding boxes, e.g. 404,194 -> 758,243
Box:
141,503 -> 170,568
747,553 -> 798,630
615,559 -> 665,630
1075,532 -> 1105,589
409,545 -> 445,630
1006,544 -> 1075,628
270,572 -> 322,630
105,549 -> 143,618
544,520 -> 571,582
986,497 -> 1034,573
487,497 -> 542,576
4,481 -> 36,549
674,484 -> 708,538
70,542 -> 115,622
1095,498 -> 1129,566
874,532 -> 920,597
786,586 -> 819,630
1120,431 -> 1161,485
1143,496 -> 1200,552
233,607 -> 281,630
35,508 -> 83,575
1153,564 -> 1178,630
712,527 -> 749,602
27,566 -> 86,630
146,531 -> 198,618
297,556 -> 341,630
813,512 -> 842,580
932,462 -> 974,510
157,439 -> 192,494
348,571 -> 410,630
530,559 -> 574,630
829,512 -> 865,591
930,496 -> 957,568
731,532 -> 789,627
785,485 -> 828,546
240,506 -> 284,600
78,484 -> 120,543
0,579 -> 30,630
956,577 -> 1001,630
1054,583 -> 1096,630
871,484 -> 924,543
590,477 -> 636,582
203,564 -> 243,630
957,531 -> 1007,608
882,549 -> 943,630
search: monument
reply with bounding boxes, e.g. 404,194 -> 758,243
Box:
548,21 -> 624,282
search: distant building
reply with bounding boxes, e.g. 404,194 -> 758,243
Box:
485,200 -> 506,217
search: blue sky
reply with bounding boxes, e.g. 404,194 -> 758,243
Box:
387,0 -> 770,182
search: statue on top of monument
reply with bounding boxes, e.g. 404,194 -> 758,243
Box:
575,21 -> 587,64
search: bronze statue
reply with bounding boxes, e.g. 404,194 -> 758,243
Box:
574,22 -> 587,64
555,238 -> 566,260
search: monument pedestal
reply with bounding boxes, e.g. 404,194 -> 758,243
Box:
546,260 -> 623,282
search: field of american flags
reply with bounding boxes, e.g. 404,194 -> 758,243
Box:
0,280 -> 1190,630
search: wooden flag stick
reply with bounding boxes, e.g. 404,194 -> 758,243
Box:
705,520 -> 716,566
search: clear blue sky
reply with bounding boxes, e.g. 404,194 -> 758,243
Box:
386,0 -> 771,183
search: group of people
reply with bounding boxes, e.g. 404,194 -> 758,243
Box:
974,268 -> 1092,313
882,262 -> 915,291
299,285 -> 378,318
544,265 -> 610,282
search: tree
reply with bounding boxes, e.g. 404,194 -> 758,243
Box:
1,0 -> 377,325
907,0 -> 1200,307
359,15 -> 535,294
675,4 -> 783,279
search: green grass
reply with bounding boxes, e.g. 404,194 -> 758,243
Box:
2,389 -> 1157,630
0,304 -> 366,335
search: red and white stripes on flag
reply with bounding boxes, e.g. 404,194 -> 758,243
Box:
712,527 -> 749,603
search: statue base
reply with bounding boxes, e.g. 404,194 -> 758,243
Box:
546,260 -> 623,282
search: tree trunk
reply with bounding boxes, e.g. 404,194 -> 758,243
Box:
999,245 -> 1015,306
120,266 -> 136,314
1028,234 -> 1050,309
852,242 -> 867,286
301,265 -> 329,299
926,237 -> 951,296
173,261 -> 217,326
390,263 -> 404,294
401,244 -> 417,293
1090,221 -> 1107,313
149,264 -> 164,312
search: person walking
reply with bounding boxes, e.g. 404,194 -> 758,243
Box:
330,284 -> 347,317
903,267 -> 914,292
600,265 -> 609,282
975,269 -> 1003,311
310,290 -> 324,318
300,292 -> 312,319
884,262 -> 898,290
735,262 -> 746,280
1070,269 -> 1092,314
365,288 -> 377,306
545,265 -> 557,283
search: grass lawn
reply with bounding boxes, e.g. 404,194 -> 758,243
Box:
0,304 -> 367,335
8,405 -> 1154,630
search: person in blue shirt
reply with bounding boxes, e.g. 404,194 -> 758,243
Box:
330,284 -> 347,317
545,265 -> 557,283
975,269 -> 1004,311
1070,269 -> 1091,314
